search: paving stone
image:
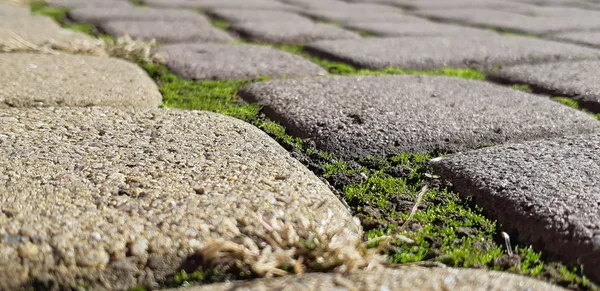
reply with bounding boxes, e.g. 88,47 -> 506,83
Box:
143,0 -> 296,11
0,2 -> 29,17
0,108 -> 361,290
506,5 -> 600,18
239,75 -> 600,157
230,22 -> 361,45
488,60 -> 600,112
432,133 -> 600,282
156,43 -> 326,80
48,0 -> 133,8
305,35 -> 600,70
551,31 -> 600,48
303,9 -> 426,24
99,20 -> 233,44
345,22 -> 497,37
280,0 -> 351,9
383,0 -> 527,10
172,266 -> 567,291
414,8 -> 600,35
0,13 -> 102,53
208,8 -> 312,23
0,53 -> 162,108
68,7 -> 212,26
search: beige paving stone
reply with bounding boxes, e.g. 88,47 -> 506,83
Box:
0,108 -> 362,290
0,53 -> 162,108
173,266 -> 567,291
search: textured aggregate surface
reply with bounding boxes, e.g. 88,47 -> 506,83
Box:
344,21 -> 497,37
156,43 -> 327,80
305,35 -> 600,70
0,53 -> 162,108
489,60 -> 600,111
230,21 -> 361,45
175,266 -> 568,291
208,8 -> 313,23
239,75 -> 600,157
0,108 -> 361,290
302,9 -> 426,24
551,31 -> 600,48
432,133 -> 600,282
99,21 -> 234,44
48,0 -> 133,8
68,7 -> 212,25
143,0 -> 296,10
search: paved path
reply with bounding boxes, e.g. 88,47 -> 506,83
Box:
1,0 -> 599,290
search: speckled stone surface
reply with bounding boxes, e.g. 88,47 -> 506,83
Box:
0,108 -> 361,290
414,8 -> 600,35
99,21 -> 233,44
156,43 -> 327,80
345,21 -> 496,37
0,53 -> 162,108
305,35 -> 600,70
230,21 -> 361,45
143,0 -> 296,10
432,133 -> 600,282
68,7 -> 212,25
488,60 -> 600,112
551,31 -> 600,48
173,266 -> 567,291
239,75 -> 600,157
302,9 -> 426,24
48,0 -> 133,8
208,8 -> 312,23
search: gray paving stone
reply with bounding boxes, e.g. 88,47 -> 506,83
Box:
303,9 -> 426,24
345,22 -> 497,37
0,108 -> 362,290
488,60 -> 600,112
143,0 -> 296,10
174,266 -> 567,291
414,8 -> 600,35
208,8 -> 312,23
230,21 -> 361,45
432,133 -> 600,282
68,7 -> 212,26
48,0 -> 133,8
551,31 -> 600,48
305,35 -> 600,70
99,20 -> 233,44
0,53 -> 162,108
156,43 -> 327,80
385,0 -> 527,10
506,5 -> 600,18
239,75 -> 600,157
0,2 -> 29,17
280,0 -> 351,9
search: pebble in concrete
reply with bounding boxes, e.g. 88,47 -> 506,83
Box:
0,108 -> 361,290
0,53 -> 162,108
305,35 -> 600,70
488,60 -> 600,112
230,21 -> 361,45
156,43 -> 327,80
239,75 -> 600,157
345,22 -> 497,37
99,21 -> 234,44
171,266 -> 567,291
143,0 -> 296,10
415,8 -> 600,35
68,7 -> 212,26
432,133 -> 600,282
551,31 -> 600,48
208,8 -> 313,23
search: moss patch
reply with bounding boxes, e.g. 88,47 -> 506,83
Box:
552,97 -> 600,120
30,1 -> 95,35
509,84 -> 532,92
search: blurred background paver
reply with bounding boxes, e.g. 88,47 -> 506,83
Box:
302,8 -> 426,24
68,7 -> 212,25
489,60 -> 600,112
156,43 -> 326,80
47,0 -> 133,8
99,20 -> 234,44
432,133 -> 600,282
344,21 -> 497,37
208,8 -> 313,23
551,31 -> 600,48
143,0 -> 296,11
0,108 -> 361,290
174,266 -> 567,291
0,53 -> 162,108
305,35 -> 600,70
230,21 -> 361,45
239,75 -> 600,157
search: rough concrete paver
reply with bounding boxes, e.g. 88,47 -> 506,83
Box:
345,21 -> 497,37
68,7 -> 212,26
489,60 -> 600,112
415,8 -> 600,35
143,0 -> 296,11
305,35 -> 600,70
208,8 -> 313,23
0,53 -> 162,108
302,10 -> 426,24
0,2 -> 29,17
551,31 -> 600,48
156,43 -> 326,80
506,5 -> 600,18
239,75 -> 600,157
387,0 -> 527,10
99,20 -> 233,44
171,266 -> 567,291
280,0 -> 353,10
230,21 -> 361,45
0,108 -> 361,290
48,0 -> 133,8
432,133 -> 600,282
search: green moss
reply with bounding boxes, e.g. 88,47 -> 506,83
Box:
509,84 -> 532,92
30,1 -> 96,36
211,19 -> 230,30
131,0 -> 147,6
127,286 -> 147,291
552,97 -> 600,120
